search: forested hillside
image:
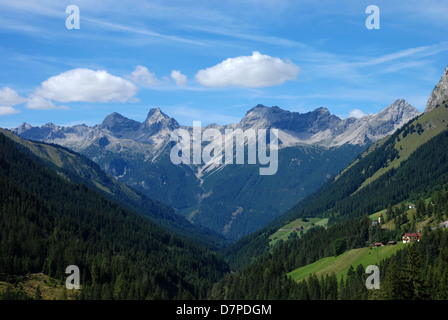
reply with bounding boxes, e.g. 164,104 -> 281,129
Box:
0,128 -> 229,250
0,132 -> 229,300
224,102 -> 448,270
211,188 -> 448,300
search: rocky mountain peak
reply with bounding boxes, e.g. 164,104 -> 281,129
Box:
367,99 -> 419,129
144,108 -> 168,125
143,107 -> 179,132
314,106 -> 330,114
100,112 -> 141,132
239,105 -> 275,129
242,104 -> 270,119
386,98 -> 407,108
10,98 -> 423,152
15,122 -> 32,135
425,66 -> 448,113
246,104 -> 268,112
380,99 -> 418,116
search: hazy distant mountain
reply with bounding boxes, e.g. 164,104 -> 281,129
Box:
11,101 -> 420,240
238,99 -> 419,147
15,100 -> 420,154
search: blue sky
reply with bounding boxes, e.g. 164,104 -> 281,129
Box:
0,0 -> 447,128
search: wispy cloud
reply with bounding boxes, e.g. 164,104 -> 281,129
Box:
294,41 -> 448,86
355,42 -> 448,69
0,0 -> 446,127
82,17 -> 205,46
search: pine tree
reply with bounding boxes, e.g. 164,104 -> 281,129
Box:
113,273 -> 127,300
307,274 -> 321,300
405,245 -> 428,299
90,259 -> 99,285
416,198 -> 426,220
382,259 -> 403,300
436,262 -> 448,299
386,204 -> 394,221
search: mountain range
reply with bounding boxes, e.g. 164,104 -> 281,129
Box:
0,127 -> 229,249
12,99 -> 420,240
1,65 -> 448,301
224,65 -> 448,269
15,98 -> 419,149
0,128 -> 229,300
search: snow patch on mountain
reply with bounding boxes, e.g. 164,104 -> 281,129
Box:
11,100 -> 420,180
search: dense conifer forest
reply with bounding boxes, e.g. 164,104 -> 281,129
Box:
223,120 -> 448,270
2,106 -> 448,301
211,190 -> 448,300
0,133 -> 229,299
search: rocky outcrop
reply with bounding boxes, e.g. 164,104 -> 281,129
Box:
425,66 -> 448,113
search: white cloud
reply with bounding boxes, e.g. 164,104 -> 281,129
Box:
34,68 -> 138,103
26,95 -> 68,110
170,70 -> 187,85
0,87 -> 26,106
0,106 -> 20,116
195,51 -> 300,88
0,87 -> 25,115
128,65 -> 162,87
348,109 -> 367,118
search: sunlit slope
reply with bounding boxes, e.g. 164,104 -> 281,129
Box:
287,242 -> 405,283
268,217 -> 328,247
224,103 -> 448,269
355,103 -> 448,193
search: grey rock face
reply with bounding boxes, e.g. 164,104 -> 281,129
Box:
236,100 -> 419,148
11,99 -> 420,155
8,99 -> 420,240
425,66 -> 448,113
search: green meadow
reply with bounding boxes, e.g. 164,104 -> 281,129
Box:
287,241 -> 405,283
269,217 -> 328,247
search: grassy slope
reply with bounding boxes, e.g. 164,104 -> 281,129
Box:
268,217 -> 328,247
289,197 -> 444,284
283,105 -> 448,284
356,104 -> 448,193
0,274 -> 78,300
287,242 -> 405,283
224,104 -> 448,269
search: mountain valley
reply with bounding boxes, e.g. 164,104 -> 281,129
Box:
13,99 -> 420,240
2,65 -> 447,301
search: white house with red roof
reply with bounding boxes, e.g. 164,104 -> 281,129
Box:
402,233 -> 421,243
